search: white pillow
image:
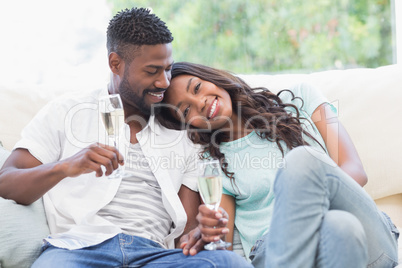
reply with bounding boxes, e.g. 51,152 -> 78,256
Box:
0,145 -> 50,268
0,143 -> 10,169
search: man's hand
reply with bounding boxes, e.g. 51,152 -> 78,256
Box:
0,142 -> 124,205
179,226 -> 205,256
60,143 -> 124,178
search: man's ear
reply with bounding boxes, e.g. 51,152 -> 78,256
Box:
109,52 -> 124,75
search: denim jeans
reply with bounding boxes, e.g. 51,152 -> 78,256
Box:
32,233 -> 253,268
250,146 -> 399,268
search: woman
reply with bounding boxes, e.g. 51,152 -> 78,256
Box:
159,62 -> 399,268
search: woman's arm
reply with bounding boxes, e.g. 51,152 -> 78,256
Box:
220,193 -> 235,250
311,103 -> 368,186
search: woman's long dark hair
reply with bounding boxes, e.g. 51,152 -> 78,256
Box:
158,62 -> 323,186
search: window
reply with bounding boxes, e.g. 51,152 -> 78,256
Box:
109,0 -> 394,74
395,0 -> 401,63
0,0 -> 110,88
0,0 -> 398,88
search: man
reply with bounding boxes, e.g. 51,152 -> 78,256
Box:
0,7 -> 251,267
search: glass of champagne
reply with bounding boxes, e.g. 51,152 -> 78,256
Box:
197,159 -> 232,250
98,94 -> 126,179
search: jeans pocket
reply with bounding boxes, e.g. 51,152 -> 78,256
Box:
248,238 -> 264,261
41,240 -> 52,252
367,252 -> 399,268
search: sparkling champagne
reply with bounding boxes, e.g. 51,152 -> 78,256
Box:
100,109 -> 124,137
198,175 -> 222,211
197,160 -> 231,250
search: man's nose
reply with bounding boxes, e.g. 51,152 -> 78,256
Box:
155,71 -> 170,89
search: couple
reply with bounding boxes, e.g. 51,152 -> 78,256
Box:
0,7 -> 398,268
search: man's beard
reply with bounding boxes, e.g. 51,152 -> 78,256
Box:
118,77 -> 162,116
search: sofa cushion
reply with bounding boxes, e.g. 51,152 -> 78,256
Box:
0,197 -> 50,268
0,85 -> 62,151
0,143 -> 10,169
0,144 -> 50,268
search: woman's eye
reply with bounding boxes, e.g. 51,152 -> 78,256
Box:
194,83 -> 201,93
183,107 -> 189,118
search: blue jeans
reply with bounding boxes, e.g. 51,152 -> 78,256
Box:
32,233 -> 252,268
250,146 -> 399,268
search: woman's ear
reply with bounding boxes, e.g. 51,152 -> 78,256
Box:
109,52 -> 124,75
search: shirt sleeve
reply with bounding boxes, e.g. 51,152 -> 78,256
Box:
180,140 -> 202,192
223,187 -> 235,196
14,99 -> 64,164
292,83 -> 335,117
280,82 -> 333,116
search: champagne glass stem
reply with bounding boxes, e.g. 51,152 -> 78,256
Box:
197,160 -> 231,250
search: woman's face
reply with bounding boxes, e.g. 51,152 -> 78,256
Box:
164,74 -> 234,130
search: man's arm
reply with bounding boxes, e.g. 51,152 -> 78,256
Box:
0,144 -> 123,205
178,185 -> 201,236
175,185 -> 201,250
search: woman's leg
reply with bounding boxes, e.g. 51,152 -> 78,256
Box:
264,146 -> 398,268
316,210 -> 368,268
252,210 -> 369,268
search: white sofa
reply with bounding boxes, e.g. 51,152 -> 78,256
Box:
0,64 -> 401,267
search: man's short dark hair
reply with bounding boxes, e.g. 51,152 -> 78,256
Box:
106,7 -> 173,61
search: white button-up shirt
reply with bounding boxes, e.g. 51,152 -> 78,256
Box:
14,88 -> 200,250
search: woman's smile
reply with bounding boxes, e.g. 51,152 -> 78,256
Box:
207,98 -> 219,119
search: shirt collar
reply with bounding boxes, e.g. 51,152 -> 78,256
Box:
102,85 -> 162,137
146,115 -> 162,136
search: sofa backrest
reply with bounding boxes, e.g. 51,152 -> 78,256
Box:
1,64 -> 401,202
240,64 -> 402,201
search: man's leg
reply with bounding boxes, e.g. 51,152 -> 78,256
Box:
33,233 -> 252,268
137,249 -> 252,268
118,234 -> 252,268
31,235 -> 122,268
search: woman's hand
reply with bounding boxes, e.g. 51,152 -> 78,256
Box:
197,204 -> 230,244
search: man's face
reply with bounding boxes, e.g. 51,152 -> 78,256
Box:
118,43 -> 173,115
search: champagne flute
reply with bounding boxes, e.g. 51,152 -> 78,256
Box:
197,159 -> 232,250
98,94 -> 127,179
